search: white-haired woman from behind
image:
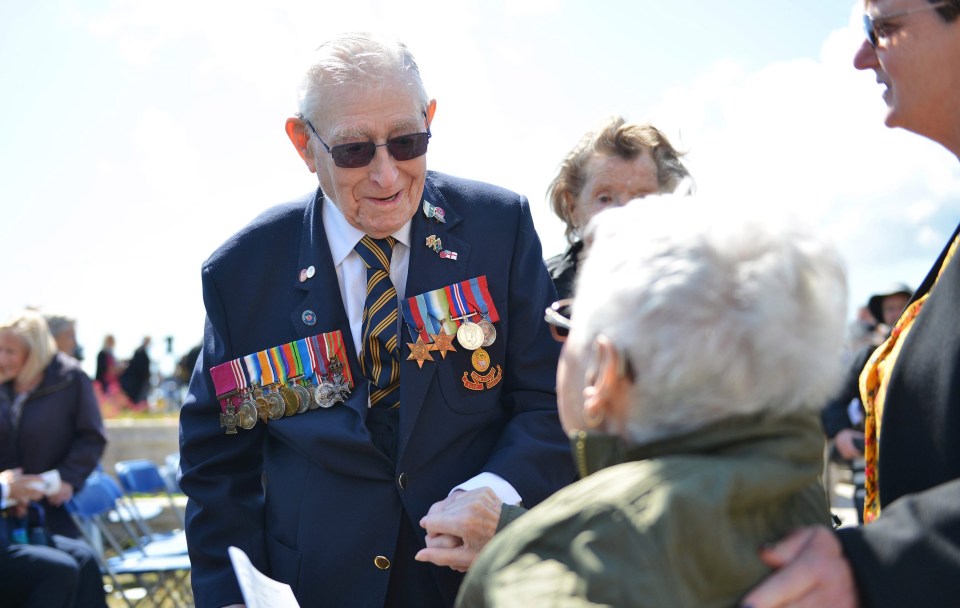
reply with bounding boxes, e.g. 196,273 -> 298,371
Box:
456,195 -> 848,608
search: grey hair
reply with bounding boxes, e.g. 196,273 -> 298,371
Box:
296,32 -> 429,133
572,195 -> 848,444
42,312 -> 76,338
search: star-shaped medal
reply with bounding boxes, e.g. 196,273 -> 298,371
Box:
429,330 -> 457,359
407,336 -> 435,369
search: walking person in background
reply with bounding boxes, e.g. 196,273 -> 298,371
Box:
745,1 -> 960,606
120,335 -> 151,405
94,334 -> 121,394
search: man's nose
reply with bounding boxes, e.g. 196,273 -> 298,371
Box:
369,146 -> 400,187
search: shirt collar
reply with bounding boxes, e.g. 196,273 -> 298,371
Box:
322,194 -> 413,266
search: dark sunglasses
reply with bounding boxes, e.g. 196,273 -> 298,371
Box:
863,1 -> 949,48
544,299 -> 573,342
299,114 -> 431,169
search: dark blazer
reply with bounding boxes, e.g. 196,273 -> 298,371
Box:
837,221 -> 960,607
179,172 -> 576,608
0,352 -> 107,538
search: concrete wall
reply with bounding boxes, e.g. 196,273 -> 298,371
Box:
103,417 -> 179,474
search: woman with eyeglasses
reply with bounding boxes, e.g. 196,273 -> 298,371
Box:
744,2 -> 960,607
455,196 -> 845,607
544,116 -> 691,300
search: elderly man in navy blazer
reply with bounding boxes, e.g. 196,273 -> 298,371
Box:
179,32 -> 574,608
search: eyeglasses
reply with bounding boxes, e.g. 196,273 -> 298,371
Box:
863,1 -> 950,48
544,299 -> 573,342
298,114 -> 431,169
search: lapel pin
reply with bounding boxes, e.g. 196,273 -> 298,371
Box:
423,200 -> 446,223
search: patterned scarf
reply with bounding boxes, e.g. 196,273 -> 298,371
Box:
859,233 -> 960,523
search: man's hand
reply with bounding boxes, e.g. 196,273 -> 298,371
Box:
415,487 -> 502,572
740,526 -> 859,608
47,480 -> 74,507
834,429 -> 865,461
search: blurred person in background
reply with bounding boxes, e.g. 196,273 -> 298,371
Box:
821,283 -> 912,464
120,335 -> 152,405
0,309 -> 107,539
745,1 -> 960,606
39,312 -> 82,362
94,334 -> 121,394
545,116 -> 691,299
456,194 -> 845,607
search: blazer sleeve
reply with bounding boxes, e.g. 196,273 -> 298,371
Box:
837,478 -> 960,607
179,266 -> 268,608
477,197 -> 576,507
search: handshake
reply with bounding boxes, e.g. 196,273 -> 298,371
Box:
415,487 -> 506,572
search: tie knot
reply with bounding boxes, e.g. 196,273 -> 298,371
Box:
355,236 -> 397,271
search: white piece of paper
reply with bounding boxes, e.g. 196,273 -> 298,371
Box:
228,546 -> 301,608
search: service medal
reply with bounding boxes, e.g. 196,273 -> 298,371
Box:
456,321 -> 484,350
293,384 -> 313,414
279,385 -> 300,417
478,319 -> 496,347
265,392 -> 285,420
239,397 -> 258,430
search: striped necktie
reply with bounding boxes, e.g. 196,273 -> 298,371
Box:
354,235 -> 400,409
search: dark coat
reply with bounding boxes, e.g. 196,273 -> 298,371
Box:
120,345 -> 150,402
837,221 -> 960,607
544,239 -> 583,301
179,172 -> 576,608
0,352 -> 108,537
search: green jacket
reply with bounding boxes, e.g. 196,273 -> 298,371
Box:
457,411 -> 831,608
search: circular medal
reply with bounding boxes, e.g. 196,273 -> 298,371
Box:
279,385 -> 300,417
239,398 -> 258,430
478,319 -> 497,347
293,384 -> 313,414
471,347 -> 491,373
456,321 -> 484,350
265,392 -> 285,420
314,381 -> 335,408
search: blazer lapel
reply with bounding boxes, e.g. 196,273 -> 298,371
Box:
288,190 -> 367,420
398,184 -> 472,457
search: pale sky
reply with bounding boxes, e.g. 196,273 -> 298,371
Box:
2,0 -> 959,377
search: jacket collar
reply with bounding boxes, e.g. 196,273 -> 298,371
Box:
570,410 -> 825,479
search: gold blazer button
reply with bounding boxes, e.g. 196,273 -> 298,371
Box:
374,555 -> 391,570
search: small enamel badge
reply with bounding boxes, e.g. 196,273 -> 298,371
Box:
426,235 -> 443,253
423,200 -> 446,223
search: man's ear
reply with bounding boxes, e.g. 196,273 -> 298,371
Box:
581,336 -> 624,428
425,99 -> 437,128
285,116 -> 317,174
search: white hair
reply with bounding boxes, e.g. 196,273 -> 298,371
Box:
297,32 -> 429,130
572,194 -> 848,444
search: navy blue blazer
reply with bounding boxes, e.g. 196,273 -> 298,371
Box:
179,172 -> 575,608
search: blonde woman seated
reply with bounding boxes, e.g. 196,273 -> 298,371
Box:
456,196 -> 847,607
